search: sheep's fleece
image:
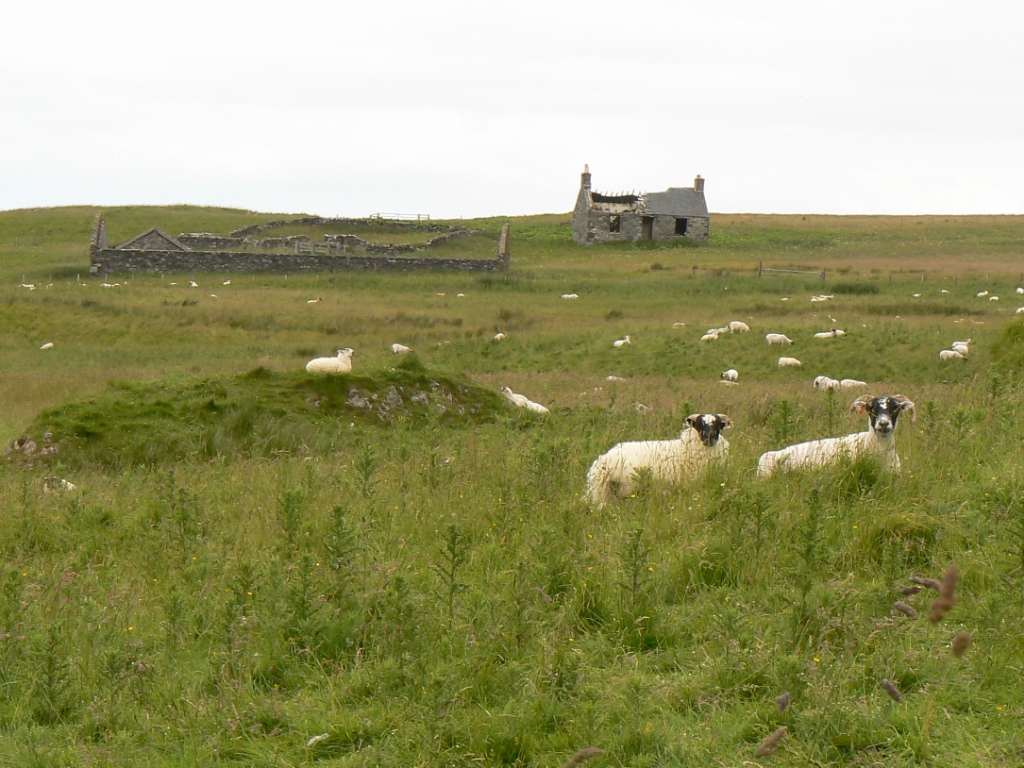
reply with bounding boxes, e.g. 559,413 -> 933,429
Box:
585,413 -> 732,505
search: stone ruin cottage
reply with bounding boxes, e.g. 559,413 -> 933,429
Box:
571,165 -> 709,245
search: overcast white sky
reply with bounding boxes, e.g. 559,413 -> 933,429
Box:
3,1 -> 1022,219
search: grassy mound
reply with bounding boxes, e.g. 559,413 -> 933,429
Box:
11,359 -> 507,470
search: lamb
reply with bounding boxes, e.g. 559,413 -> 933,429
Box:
778,357 -> 802,368
766,333 -> 794,345
585,413 -> 732,505
391,343 -> 413,355
305,348 -> 354,374
613,335 -> 632,348
500,386 -> 549,414
951,343 -> 969,358
939,349 -> 965,361
813,329 -> 846,339
727,321 -> 750,333
721,368 -> 739,382
757,394 -> 915,477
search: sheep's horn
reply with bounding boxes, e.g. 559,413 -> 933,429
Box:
717,414 -> 734,428
850,394 -> 874,415
892,394 -> 917,421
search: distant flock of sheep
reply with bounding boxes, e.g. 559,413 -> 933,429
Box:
294,290 -> 944,507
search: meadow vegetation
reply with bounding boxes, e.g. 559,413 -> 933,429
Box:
2,206 -> 1024,765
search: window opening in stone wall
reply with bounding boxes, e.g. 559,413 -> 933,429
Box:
675,218 -> 688,235
609,215 -> 621,233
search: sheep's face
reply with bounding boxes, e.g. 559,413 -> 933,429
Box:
685,413 -> 733,447
852,395 -> 915,436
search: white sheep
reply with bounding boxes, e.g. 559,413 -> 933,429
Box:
39,342 -> 55,351
613,335 -> 632,348
493,332 -> 507,341
778,356 -> 802,368
305,348 -> 354,373
727,321 -> 750,333
977,290 -> 989,298
990,296 -> 1000,302
939,349 -> 964,361
757,394 -> 915,477
500,386 -> 549,414
391,343 -> 413,355
813,329 -> 846,339
585,413 -> 732,505
766,333 -> 794,346
721,368 -> 739,382
951,343 -> 969,358
1017,287 -> 1024,295
700,332 -> 720,342
560,293 -> 579,299
839,379 -> 868,389
813,375 -> 841,390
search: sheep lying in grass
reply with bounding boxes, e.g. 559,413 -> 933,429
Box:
585,413 -> 732,505
305,348 -> 354,374
391,343 -> 412,355
756,394 -> 915,477
500,386 -> 549,414
778,356 -> 802,368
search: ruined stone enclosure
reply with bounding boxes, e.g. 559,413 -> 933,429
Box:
572,166 -> 709,245
89,215 -> 510,277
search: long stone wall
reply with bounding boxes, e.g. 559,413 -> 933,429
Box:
90,248 -> 508,277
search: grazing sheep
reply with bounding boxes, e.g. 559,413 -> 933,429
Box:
990,296 -> 1000,301
813,375 -> 841,390
977,290 -> 989,298
727,321 -> 750,333
1018,287 -> 1024,295
584,413 -> 733,505
500,386 -> 549,414
305,348 -> 354,374
721,368 -> 739,382
39,342 -> 54,351
778,357 -> 802,368
1017,307 -> 1024,315
939,349 -> 965,361
189,281 -> 199,288
766,333 -> 794,346
613,335 -> 632,348
839,378 -> 868,389
813,329 -> 846,339
757,394 -> 915,476
493,332 -> 507,341
560,293 -> 579,299
391,343 -> 413,355
952,343 -> 969,358
307,297 -> 323,304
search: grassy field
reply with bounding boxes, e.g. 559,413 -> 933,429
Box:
2,206 -> 1024,766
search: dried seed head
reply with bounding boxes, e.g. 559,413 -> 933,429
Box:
910,576 -> 942,591
900,585 -> 923,596
893,601 -> 918,618
754,726 -> 788,757
560,747 -> 605,768
881,679 -> 904,703
929,596 -> 954,623
952,632 -> 972,658
939,564 -> 958,601
776,691 -> 791,713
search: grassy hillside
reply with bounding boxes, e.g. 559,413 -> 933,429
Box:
1,205 -> 1024,766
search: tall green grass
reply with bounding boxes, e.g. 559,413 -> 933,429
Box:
1,206 -> 1024,765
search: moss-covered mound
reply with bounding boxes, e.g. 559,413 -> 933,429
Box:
9,359 -> 508,470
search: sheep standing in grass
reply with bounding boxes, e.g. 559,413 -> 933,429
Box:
766,333 -> 793,345
756,394 -> 915,477
500,386 -> 549,414
613,335 -> 632,348
813,375 -> 841,390
939,349 -> 964,361
778,357 -> 802,368
728,321 -> 750,333
721,368 -> 739,382
585,413 -> 732,505
305,348 -> 354,374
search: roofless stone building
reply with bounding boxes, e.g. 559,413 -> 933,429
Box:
571,165 -> 709,245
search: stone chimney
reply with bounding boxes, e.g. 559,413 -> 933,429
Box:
581,164 -> 591,191
694,174 -> 704,193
